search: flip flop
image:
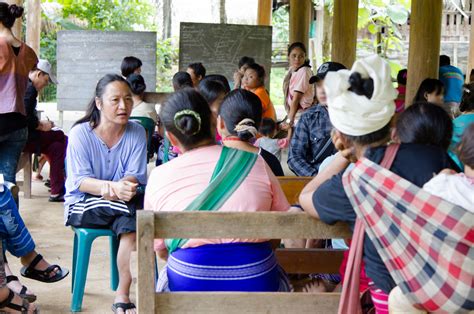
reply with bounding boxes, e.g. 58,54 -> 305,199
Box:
111,302 -> 136,313
20,254 -> 69,283
6,275 -> 37,303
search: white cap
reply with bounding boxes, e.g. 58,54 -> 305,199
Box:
36,59 -> 58,84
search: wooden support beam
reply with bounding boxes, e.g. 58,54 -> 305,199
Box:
257,0 -> 272,26
5,0 -> 22,39
26,0 -> 40,55
331,0 -> 359,68
467,19 -> 474,83
406,0 -> 443,106
289,0 -> 312,46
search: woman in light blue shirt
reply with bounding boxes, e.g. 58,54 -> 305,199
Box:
65,74 -> 147,313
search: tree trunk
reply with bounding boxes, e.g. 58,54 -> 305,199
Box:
26,0 -> 40,55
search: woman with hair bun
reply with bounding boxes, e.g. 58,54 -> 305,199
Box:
126,74 -> 158,123
145,88 -> 290,292
0,2 -> 38,188
218,89 -> 284,176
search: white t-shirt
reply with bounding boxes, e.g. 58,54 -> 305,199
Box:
423,173 -> 474,212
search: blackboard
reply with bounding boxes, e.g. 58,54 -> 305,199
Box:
179,22 -> 272,88
57,31 -> 157,111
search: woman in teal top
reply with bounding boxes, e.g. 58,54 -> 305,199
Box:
449,83 -> 474,169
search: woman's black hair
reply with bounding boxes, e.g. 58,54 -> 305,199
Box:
397,69 -> 407,85
460,83 -> 474,113
201,74 -> 231,93
187,62 -> 206,78
160,88 -> 213,150
413,78 -> 444,103
74,74 -> 130,129
121,56 -> 142,78
198,79 -> 227,105
396,101 -> 453,150
0,3 -> 23,29
348,72 -> 374,98
172,71 -> 193,91
126,73 -> 146,95
344,124 -> 391,147
458,123 -> 474,169
238,56 -> 255,69
245,63 -> 265,84
219,89 -> 262,142
260,118 -> 276,137
287,42 -> 306,55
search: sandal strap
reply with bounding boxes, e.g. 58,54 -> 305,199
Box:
114,302 -> 136,310
0,289 -> 28,311
0,289 -> 15,308
25,254 -> 43,273
6,275 -> 19,283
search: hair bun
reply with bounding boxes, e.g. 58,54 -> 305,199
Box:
175,115 -> 200,136
8,4 -> 24,18
348,72 -> 374,99
234,118 -> 258,141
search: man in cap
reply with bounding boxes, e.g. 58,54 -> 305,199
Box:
23,59 -> 67,202
287,61 -> 346,176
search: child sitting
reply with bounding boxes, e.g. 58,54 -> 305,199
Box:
243,63 -> 276,121
423,123 -> 474,212
255,118 -> 288,162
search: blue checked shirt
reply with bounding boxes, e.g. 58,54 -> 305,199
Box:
287,104 -> 335,176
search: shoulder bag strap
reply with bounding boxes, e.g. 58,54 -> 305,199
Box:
338,143 -> 400,314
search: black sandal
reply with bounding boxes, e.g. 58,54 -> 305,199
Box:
6,276 -> 36,303
111,302 -> 136,313
0,289 -> 38,313
20,254 -> 69,283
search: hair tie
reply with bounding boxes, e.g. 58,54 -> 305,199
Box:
234,118 -> 258,138
173,109 -> 201,136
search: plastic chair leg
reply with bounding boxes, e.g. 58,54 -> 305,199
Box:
70,234 -> 94,312
109,236 -> 119,291
71,233 -> 78,294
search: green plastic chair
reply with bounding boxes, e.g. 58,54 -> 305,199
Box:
130,116 -> 155,161
70,227 -> 119,312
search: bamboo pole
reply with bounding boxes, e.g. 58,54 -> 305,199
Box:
331,0 -> 359,68
257,0 -> 272,26
26,0 -> 40,55
289,0 -> 311,46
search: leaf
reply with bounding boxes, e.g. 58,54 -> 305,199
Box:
368,23 -> 378,34
358,7 -> 372,29
387,4 -> 408,25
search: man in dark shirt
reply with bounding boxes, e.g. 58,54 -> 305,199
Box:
288,62 -> 346,176
23,59 -> 67,202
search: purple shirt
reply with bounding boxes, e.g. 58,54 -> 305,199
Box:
64,121 -> 148,214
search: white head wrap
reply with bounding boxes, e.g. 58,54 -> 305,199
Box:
324,55 -> 397,136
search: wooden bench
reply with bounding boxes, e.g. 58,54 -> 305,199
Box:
137,211 -> 351,313
276,176 -> 345,275
16,152 -> 32,199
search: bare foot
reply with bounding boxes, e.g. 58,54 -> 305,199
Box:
113,295 -> 136,314
302,278 -> 328,293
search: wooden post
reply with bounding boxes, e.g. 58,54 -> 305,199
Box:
467,20 -> 474,83
331,0 -> 358,68
257,0 -> 272,26
5,0 -> 22,39
136,211 -> 156,312
26,0 -> 40,55
289,0 -> 312,46
405,0 -> 443,106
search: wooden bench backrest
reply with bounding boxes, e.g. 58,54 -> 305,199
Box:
277,176 -> 312,205
137,211 -> 351,313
